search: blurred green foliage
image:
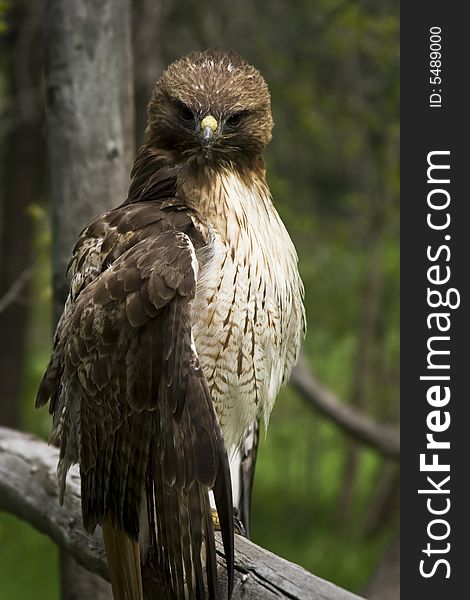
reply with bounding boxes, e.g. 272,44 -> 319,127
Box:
0,0 -> 398,598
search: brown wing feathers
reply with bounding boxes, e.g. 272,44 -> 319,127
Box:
126,146 -> 181,205
36,218 -> 234,599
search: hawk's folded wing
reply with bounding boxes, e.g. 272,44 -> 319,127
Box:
36,214 -> 234,600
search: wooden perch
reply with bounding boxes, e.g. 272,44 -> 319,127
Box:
0,426 -> 363,599
291,356 -> 400,460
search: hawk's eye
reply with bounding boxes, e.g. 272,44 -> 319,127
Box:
226,112 -> 244,128
178,103 -> 194,123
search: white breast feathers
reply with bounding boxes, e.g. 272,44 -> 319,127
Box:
191,170 -> 306,452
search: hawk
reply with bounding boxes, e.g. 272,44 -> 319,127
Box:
37,49 -> 305,600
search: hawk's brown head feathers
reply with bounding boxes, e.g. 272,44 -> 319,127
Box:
145,49 -> 273,166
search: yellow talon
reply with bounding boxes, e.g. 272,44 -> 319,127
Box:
211,509 -> 246,536
211,509 -> 221,531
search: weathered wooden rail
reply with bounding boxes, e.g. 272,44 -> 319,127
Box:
0,426 -> 364,599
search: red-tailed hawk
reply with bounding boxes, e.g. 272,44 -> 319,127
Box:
37,49 -> 305,600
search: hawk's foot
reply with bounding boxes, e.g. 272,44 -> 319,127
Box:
211,509 -> 247,537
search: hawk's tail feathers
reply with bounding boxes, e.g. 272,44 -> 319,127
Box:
102,520 -> 143,600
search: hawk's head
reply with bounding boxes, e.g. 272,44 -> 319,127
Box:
145,49 -> 273,166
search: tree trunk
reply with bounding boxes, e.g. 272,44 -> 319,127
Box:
44,0 -> 135,597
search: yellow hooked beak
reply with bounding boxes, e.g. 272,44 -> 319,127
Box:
200,115 -> 218,146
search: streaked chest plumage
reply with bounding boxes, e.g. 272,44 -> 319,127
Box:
189,171 -> 305,452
